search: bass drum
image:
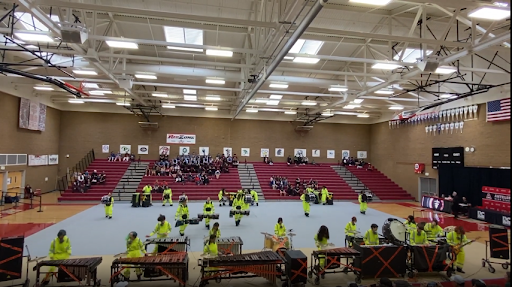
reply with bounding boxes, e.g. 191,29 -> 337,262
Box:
382,218 -> 406,244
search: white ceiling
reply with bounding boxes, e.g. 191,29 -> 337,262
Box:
0,0 -> 510,124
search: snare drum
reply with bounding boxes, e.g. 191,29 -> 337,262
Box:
382,218 -> 407,244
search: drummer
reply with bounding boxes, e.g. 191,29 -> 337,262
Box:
424,219 -> 444,240
404,215 -> 417,231
344,217 -> 358,247
274,218 -> 290,248
363,224 -> 380,245
409,223 -> 429,246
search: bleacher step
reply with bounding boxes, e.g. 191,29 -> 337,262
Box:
237,164 -> 265,199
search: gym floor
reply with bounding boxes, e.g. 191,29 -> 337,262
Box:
0,193 -> 509,286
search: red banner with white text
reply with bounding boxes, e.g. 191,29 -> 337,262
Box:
482,186 -> 511,214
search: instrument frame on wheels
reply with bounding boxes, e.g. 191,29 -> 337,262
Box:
110,253 -> 188,287
34,257 -> 103,287
481,240 -> 510,273
197,251 -> 286,287
406,244 -> 455,278
352,243 -> 408,280
308,246 -> 361,285
144,237 -> 190,254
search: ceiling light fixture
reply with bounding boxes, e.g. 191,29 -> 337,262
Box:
205,96 -> 221,101
73,70 -> 98,75
269,95 -> 283,100
34,86 -> 54,91
246,109 -> 258,113
375,90 -> 394,95
321,112 -> 334,116
343,105 -> 357,109
89,91 -> 106,95
68,99 -> 84,104
439,94 -> 452,98
82,83 -> 99,88
205,107 -> 218,111
184,95 -> 197,101
255,99 -> 269,103
135,74 -> 157,79
105,40 -> 138,49
183,89 -> 196,95
162,104 -> 175,108
301,101 -> 317,106
269,83 -> 289,89
372,63 -> 402,70
349,0 -> 392,5
293,57 -> 320,64
15,33 -> 54,42
167,46 -> 203,52
205,79 -> 225,85
468,6 -> 510,20
357,114 -> 370,118
266,100 -> 280,105
152,93 -> 168,98
434,66 -> 457,74
116,102 -> 131,106
449,95 -> 458,99
205,49 -> 233,57
328,86 -> 348,92
284,111 -> 297,115
353,99 -> 364,104
389,106 -> 404,110
284,56 -> 294,60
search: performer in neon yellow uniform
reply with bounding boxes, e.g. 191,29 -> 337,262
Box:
314,225 -> 330,268
218,189 -> 227,206
203,234 -> 219,256
344,217 -> 358,247
275,217 -> 290,248
231,193 -> 248,226
162,187 -> 173,206
404,215 -> 417,231
424,219 -> 443,240
320,186 -> 329,205
409,223 -> 429,246
363,224 -> 379,245
203,197 -> 215,229
123,231 -> 146,281
42,230 -> 71,286
300,190 -> 311,217
175,198 -> 190,236
209,222 -> 221,239
103,192 -> 114,219
146,214 -> 172,254
250,189 -> 259,206
358,191 -> 368,214
447,226 -> 470,273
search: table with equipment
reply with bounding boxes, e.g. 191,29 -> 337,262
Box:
144,237 -> 190,253
110,253 -> 188,287
34,257 -> 103,287
197,251 -> 285,287
308,246 -> 361,285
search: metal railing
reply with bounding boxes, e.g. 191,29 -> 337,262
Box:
1,190 -> 44,213
56,149 -> 96,194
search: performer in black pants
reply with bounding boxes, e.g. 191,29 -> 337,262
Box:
451,192 -> 461,219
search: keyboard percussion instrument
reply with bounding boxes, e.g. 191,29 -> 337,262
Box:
175,218 -> 201,227
144,237 -> 190,253
309,246 -> 362,285
217,236 -> 243,255
197,213 -> 219,220
229,209 -> 250,217
34,257 -> 103,287
197,251 -> 285,287
110,253 -> 188,287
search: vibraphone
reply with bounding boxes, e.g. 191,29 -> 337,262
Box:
229,210 -> 250,217
198,251 -> 285,287
144,237 -> 190,253
34,257 -> 102,286
309,247 -> 361,285
111,253 -> 188,287
353,243 -> 407,279
197,213 -> 220,220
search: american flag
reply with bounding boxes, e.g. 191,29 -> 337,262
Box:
486,98 -> 510,122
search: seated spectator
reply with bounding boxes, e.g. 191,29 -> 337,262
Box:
226,155 -> 233,166
114,152 -> 122,162
263,156 -> 269,164
4,192 -> 20,204
201,173 -> 210,185
303,156 -> 309,164
130,153 -> 135,162
99,172 -> 106,184
215,169 -> 220,179
122,153 -> 130,162
366,163 -> 374,171
268,158 -> 274,165
342,157 -> 348,166
24,184 -> 33,199
108,151 -> 116,162
232,154 -> 239,166
175,171 -> 183,183
287,155 -> 292,166
91,170 -> 99,184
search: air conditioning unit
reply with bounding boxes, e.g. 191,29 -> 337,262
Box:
417,56 -> 441,73
295,125 -> 313,131
60,22 -> 88,44
138,122 -> 158,129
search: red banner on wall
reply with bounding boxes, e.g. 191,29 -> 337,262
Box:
482,186 -> 510,214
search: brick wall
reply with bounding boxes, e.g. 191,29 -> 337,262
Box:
370,104 -> 511,200
0,92 -> 61,192
57,111 -> 371,170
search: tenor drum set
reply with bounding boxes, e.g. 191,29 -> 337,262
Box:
261,230 -> 296,254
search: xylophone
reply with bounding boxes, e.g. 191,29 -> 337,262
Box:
34,257 -> 102,286
198,251 -> 285,287
197,213 -> 220,220
309,247 -> 361,285
229,210 -> 250,217
111,253 -> 188,287
144,237 -> 190,253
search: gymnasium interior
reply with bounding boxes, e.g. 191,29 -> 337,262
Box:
0,0 -> 510,286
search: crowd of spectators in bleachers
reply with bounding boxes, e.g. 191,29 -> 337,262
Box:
72,170 -> 106,193
108,151 -> 135,162
342,157 -> 374,171
144,153 -> 237,185
270,176 -> 319,197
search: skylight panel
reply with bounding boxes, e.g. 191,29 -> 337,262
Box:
164,26 -> 204,52
393,48 -> 433,63
289,39 -> 323,55
14,12 -> 59,32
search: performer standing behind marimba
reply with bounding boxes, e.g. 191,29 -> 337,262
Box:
209,222 -> 221,238
146,214 -> 172,254
424,219 -> 443,240
300,190 -> 311,217
123,231 -> 146,281
363,224 -> 379,245
404,215 -> 417,231
162,186 -> 173,206
358,191 -> 368,214
41,230 -> 71,286
250,189 -> 259,206
409,223 -> 429,246
314,225 -> 330,268
232,193 -> 247,226
446,226 -> 468,273
175,198 -> 190,236
203,234 -> 218,256
102,192 -> 114,219
203,197 -> 215,229
344,217 -> 358,247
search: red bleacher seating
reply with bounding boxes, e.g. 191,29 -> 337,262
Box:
58,159 -> 130,201
136,167 -> 242,201
252,162 -> 357,200
346,165 -> 414,200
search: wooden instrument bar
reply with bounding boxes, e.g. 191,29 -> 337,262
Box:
312,247 -> 361,257
144,236 -> 189,253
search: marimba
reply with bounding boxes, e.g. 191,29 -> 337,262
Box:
144,237 -> 190,253
197,213 -> 220,220
111,253 -> 188,287
34,257 -> 102,286
198,251 -> 285,287
229,210 -> 250,217
217,237 -> 243,255
309,247 -> 361,285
